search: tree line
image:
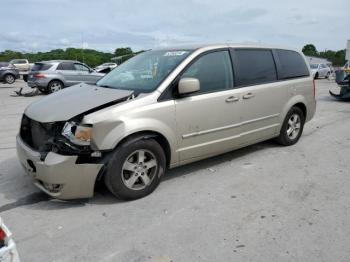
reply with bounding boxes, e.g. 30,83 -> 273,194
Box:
302,44 -> 346,66
0,44 -> 347,67
0,47 -> 136,67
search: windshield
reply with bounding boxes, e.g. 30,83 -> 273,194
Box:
96,50 -> 192,93
310,64 -> 318,69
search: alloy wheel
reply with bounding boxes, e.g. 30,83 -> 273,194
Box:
287,113 -> 301,140
5,74 -> 15,84
121,149 -> 158,190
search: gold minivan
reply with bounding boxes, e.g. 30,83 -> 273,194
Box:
16,44 -> 316,200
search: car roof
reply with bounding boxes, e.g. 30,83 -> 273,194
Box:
37,60 -> 81,63
153,43 -> 302,53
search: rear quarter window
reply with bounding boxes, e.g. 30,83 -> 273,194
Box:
31,63 -> 53,71
276,50 -> 309,79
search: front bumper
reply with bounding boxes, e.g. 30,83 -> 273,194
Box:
16,135 -> 103,200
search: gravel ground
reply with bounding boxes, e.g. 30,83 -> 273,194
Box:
0,79 -> 349,262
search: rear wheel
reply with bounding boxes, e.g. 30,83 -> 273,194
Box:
48,80 -> 63,93
325,72 -> 330,78
276,107 -> 305,146
104,138 -> 166,200
4,74 -> 15,84
314,72 -> 319,79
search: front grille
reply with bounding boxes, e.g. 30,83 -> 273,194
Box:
20,115 -> 64,152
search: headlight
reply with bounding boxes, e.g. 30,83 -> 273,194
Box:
62,122 -> 92,146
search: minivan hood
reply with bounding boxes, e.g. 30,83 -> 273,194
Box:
25,83 -> 133,122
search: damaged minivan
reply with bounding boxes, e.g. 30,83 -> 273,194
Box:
16,44 -> 316,200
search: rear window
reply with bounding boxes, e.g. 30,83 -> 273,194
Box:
276,50 -> 309,79
57,62 -> 75,70
31,63 -> 52,71
234,49 -> 277,86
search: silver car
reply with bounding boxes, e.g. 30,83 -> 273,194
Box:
27,60 -> 104,93
16,44 -> 316,200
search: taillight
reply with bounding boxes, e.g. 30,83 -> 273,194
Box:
312,79 -> 316,98
33,73 -> 46,79
0,227 -> 6,247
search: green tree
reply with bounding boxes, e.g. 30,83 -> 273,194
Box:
114,47 -> 133,57
302,44 -> 318,57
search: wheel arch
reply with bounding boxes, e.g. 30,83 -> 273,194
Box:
280,96 -> 308,132
113,130 -> 172,168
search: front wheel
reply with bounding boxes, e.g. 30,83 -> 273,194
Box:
276,107 -> 305,146
104,138 -> 166,200
4,74 -> 15,84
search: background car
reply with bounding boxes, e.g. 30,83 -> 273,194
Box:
0,62 -> 20,84
0,217 -> 20,262
94,62 -> 117,72
9,59 -> 32,72
310,63 -> 331,79
27,60 -> 105,93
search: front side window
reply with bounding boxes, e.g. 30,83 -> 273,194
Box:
234,49 -> 277,86
310,64 -> 318,69
74,63 -> 90,71
97,50 -> 192,93
181,50 -> 233,94
276,49 -> 309,79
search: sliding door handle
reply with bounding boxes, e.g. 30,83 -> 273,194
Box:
225,96 -> 239,103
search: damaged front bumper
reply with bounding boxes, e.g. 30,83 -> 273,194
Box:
16,135 -> 103,200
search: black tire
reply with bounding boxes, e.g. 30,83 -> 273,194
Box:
104,138 -> 166,200
38,88 -> 49,94
276,107 -> 305,146
4,74 -> 15,84
47,80 -> 63,93
314,72 -> 319,79
325,72 -> 330,79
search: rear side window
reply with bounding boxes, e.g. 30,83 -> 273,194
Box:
31,63 -> 52,71
276,50 -> 309,79
181,50 -> 233,94
233,49 -> 277,86
57,62 -> 75,70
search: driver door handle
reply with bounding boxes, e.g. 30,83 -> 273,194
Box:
243,92 -> 255,99
225,96 -> 239,103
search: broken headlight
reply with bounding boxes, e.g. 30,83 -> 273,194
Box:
62,122 -> 92,146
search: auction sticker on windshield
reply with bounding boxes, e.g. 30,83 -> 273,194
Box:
163,51 -> 189,56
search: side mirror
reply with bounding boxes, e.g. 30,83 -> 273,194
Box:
178,77 -> 200,95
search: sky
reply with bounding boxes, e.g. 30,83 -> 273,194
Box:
1,0 -> 349,53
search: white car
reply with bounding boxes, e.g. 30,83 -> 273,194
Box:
94,62 -> 117,72
0,218 -> 20,262
310,63 -> 331,79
